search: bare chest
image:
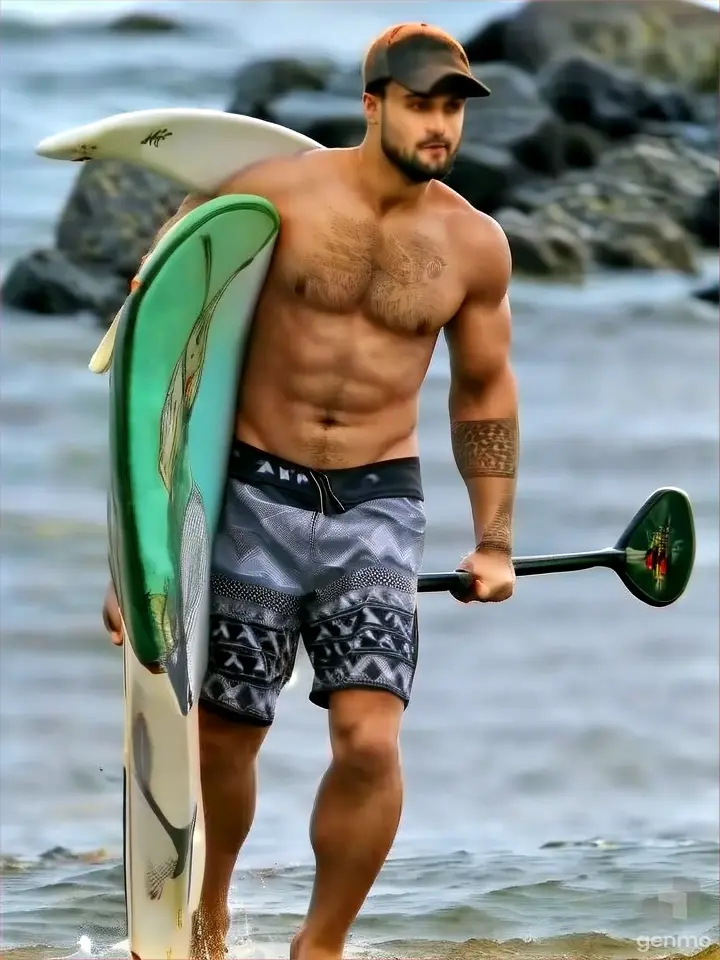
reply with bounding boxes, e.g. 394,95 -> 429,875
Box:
273,211 -> 464,335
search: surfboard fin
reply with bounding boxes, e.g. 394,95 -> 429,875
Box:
88,311 -> 120,374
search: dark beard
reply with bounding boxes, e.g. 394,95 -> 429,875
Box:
381,131 -> 456,184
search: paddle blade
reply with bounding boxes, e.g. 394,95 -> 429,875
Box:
614,487 -> 695,606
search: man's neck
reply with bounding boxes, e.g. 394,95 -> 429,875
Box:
353,140 -> 429,213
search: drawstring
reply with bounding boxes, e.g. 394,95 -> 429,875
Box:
310,471 -> 346,515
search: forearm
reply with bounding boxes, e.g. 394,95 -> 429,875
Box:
449,369 -> 519,555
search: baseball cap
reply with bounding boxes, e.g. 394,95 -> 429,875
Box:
362,23 -> 491,99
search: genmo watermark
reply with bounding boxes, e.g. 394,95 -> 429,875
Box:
635,880 -> 719,954
637,934 -> 715,953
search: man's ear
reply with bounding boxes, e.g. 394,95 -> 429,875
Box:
362,92 -> 381,126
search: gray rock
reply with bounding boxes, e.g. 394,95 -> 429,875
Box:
640,122 -> 718,158
634,80 -> 695,124
463,14 -> 514,65
561,123 -> 609,169
493,207 -> 589,279
538,53 -> 694,141
463,63 -> 567,176
56,160 -> 185,281
227,57 -> 334,118
470,0 -> 719,92
1,248 -> 127,319
445,143 -> 531,216
686,181 -> 719,249
695,94 -> 719,129
265,91 -> 366,147
593,210 -> 698,274
593,136 -> 719,227
502,134 -> 715,274
325,65 -> 363,98
108,13 -> 184,33
4,159 -> 184,321
692,281 -> 719,305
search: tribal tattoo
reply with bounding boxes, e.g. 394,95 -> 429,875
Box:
450,417 -> 518,479
475,491 -> 514,556
451,417 -> 518,556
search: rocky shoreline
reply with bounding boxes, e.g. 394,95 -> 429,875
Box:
3,0 -> 718,324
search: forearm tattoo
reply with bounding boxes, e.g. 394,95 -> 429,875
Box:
450,417 -> 518,479
452,418 -> 518,556
476,491 -> 513,555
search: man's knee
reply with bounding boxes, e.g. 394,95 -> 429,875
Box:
329,690 -> 403,784
199,702 -> 268,775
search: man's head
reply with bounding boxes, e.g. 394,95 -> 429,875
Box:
361,23 -> 490,184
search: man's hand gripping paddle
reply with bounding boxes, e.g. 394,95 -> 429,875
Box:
418,487 -> 695,608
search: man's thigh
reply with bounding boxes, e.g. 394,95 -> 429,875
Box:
302,496 -> 426,710
201,478 -> 312,725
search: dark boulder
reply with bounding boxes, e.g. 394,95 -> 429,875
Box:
506,134 -> 716,275
634,81 -> 695,124
538,53 -> 695,141
56,159 -> 185,282
467,0 -> 719,92
640,121 -> 718,158
592,209 -> 698,274
686,181 -> 719,249
3,159 -> 185,320
462,63 -> 567,177
592,135 -> 719,231
445,144 -> 530,216
1,248 -> 127,319
226,57 -> 334,118
463,15 -> 513,65
325,65 -> 363,98
108,13 -> 184,34
561,123 -> 608,169
265,91 -> 365,147
691,281 -> 719,306
493,207 -> 589,280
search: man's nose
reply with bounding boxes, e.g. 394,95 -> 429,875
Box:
425,117 -> 447,137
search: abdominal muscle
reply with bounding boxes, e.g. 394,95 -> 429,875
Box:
234,291 -> 437,470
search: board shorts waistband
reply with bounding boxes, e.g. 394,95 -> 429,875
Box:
228,439 -> 423,514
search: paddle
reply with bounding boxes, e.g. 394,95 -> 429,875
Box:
418,487 -> 696,608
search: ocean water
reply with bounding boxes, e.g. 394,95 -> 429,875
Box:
0,2 -> 718,959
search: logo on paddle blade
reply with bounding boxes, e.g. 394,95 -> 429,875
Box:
620,488 -> 695,607
644,523 -> 670,586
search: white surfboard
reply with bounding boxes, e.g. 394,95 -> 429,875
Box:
35,108 -> 322,374
36,109 -> 323,959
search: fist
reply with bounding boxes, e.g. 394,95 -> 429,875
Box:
456,548 -> 516,603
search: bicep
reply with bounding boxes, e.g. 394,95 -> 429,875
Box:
445,287 -> 513,390
446,215 -> 513,383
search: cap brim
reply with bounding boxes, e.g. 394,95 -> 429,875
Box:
404,67 -> 491,98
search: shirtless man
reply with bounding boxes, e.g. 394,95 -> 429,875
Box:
102,22 -> 519,960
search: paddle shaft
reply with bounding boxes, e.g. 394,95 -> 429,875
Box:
417,548 -> 622,594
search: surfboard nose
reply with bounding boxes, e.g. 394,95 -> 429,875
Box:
35,124 -> 97,160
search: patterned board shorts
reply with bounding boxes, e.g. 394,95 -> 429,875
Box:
200,440 -> 427,725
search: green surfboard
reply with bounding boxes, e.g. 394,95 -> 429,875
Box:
107,195 -> 279,958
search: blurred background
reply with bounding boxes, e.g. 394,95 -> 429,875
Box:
0,2 -> 718,958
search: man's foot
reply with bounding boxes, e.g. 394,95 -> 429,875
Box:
191,905 -> 230,960
290,927 -> 342,960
